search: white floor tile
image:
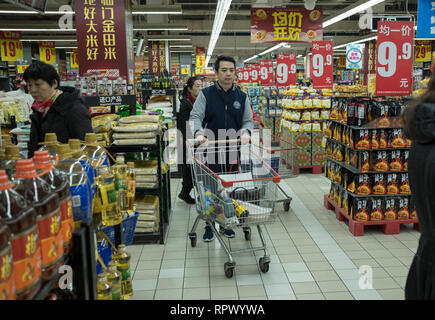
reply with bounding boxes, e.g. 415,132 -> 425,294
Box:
286,271 -> 315,283
236,274 -> 263,286
159,268 -> 184,279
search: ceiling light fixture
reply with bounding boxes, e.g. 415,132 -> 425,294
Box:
0,28 -> 76,32
136,38 -> 144,56
333,35 -> 377,49
133,27 -> 188,31
147,38 -> 191,41
0,10 -> 182,15
22,39 -> 76,42
258,43 -> 286,56
323,0 -> 385,28
244,55 -> 259,63
204,0 -> 232,67
170,45 -> 193,48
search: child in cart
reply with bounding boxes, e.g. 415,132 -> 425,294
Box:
190,55 -> 254,241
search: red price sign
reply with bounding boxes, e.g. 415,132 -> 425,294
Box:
259,59 -> 274,86
246,66 -> 253,83
311,41 -> 333,89
251,64 -> 260,83
375,21 -> 414,96
276,53 -> 297,87
237,68 -> 243,82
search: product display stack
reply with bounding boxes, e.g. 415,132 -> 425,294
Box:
323,97 -> 419,236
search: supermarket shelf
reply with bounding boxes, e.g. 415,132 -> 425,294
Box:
142,88 -> 177,96
326,157 -> 408,175
135,186 -> 160,196
326,137 -> 410,152
83,95 -> 137,107
328,178 -> 412,198
106,143 -> 158,154
328,119 -> 404,131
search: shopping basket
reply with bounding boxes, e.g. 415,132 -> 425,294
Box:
187,139 -> 281,278
254,130 -> 298,212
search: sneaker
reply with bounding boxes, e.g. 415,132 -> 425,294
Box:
202,226 -> 214,242
178,193 -> 195,204
220,227 -> 235,238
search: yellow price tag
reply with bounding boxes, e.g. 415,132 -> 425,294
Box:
39,46 -> 56,65
181,67 -> 189,75
17,65 -> 29,74
415,44 -> 431,62
0,39 -> 23,61
70,52 -> 79,69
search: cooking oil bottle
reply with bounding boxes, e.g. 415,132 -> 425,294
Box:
126,162 -> 136,212
38,133 -> 59,162
106,261 -> 122,300
112,244 -> 133,300
95,166 -> 121,226
82,133 -> 110,169
111,155 -> 128,212
97,273 -> 112,300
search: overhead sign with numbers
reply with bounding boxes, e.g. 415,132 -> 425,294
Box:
276,53 -> 296,87
236,68 -> 243,83
0,31 -> 23,62
259,59 -> 274,86
243,66 -> 251,83
251,64 -> 260,83
375,21 -> 414,96
415,40 -> 432,62
39,41 -> 56,65
311,41 -> 333,89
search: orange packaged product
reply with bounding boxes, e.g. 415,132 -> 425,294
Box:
384,198 -> 398,220
358,151 -> 370,173
371,130 -> 380,149
372,174 -> 387,195
370,199 -> 384,221
389,150 -> 404,172
379,130 -> 388,149
352,198 -> 369,222
355,129 -> 370,150
390,129 -> 406,148
402,151 -> 409,171
0,170 -> 41,300
398,198 -> 410,220
14,160 -> 64,283
355,174 -> 372,195
387,174 -> 399,195
410,198 -> 418,220
373,151 -> 389,172
342,192 -> 350,215
399,173 -> 411,194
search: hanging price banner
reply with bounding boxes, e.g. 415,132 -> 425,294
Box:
39,41 -> 56,65
311,40 -> 333,89
244,66 -> 252,83
17,65 -> 29,74
236,68 -> 244,83
70,50 -> 79,69
0,31 -> 23,62
251,64 -> 260,83
276,53 -> 296,87
259,59 -> 274,86
415,40 -> 431,62
375,21 -> 414,96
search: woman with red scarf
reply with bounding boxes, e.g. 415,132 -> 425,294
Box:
24,61 -> 93,158
177,76 -> 203,204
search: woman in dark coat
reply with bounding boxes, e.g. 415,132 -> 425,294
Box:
177,76 -> 202,204
403,73 -> 435,300
24,61 -> 93,158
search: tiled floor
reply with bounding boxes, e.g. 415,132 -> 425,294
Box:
128,173 -> 419,300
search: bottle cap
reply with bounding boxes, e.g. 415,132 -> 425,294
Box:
85,133 -> 97,144
5,145 -> 20,160
43,133 -> 58,145
15,159 -> 37,178
68,139 -> 82,151
127,162 -> 134,168
0,169 -> 14,190
33,150 -> 52,169
56,144 -> 73,159
2,134 -> 12,147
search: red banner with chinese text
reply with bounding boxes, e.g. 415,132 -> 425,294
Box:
311,41 -> 333,89
251,8 -> 323,43
276,53 -> 297,87
195,47 -> 205,75
259,59 -> 274,86
375,21 -> 414,97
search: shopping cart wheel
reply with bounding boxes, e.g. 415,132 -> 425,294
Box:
224,262 -> 235,278
189,233 -> 197,247
284,200 -> 291,212
259,257 -> 270,273
243,227 -> 251,241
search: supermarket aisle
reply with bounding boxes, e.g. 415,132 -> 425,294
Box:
129,174 -> 419,300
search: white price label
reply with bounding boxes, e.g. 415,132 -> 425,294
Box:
251,69 -> 258,82
243,71 -> 249,81
377,41 -> 412,78
276,63 -> 288,84
260,67 -> 268,80
312,54 -> 324,77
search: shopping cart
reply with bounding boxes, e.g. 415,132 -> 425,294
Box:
255,130 -> 299,212
187,139 -> 281,278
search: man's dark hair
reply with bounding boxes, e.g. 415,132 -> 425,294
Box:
23,61 -> 60,88
214,55 -> 236,72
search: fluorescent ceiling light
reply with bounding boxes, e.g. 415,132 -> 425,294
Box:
132,11 -> 182,15
0,28 -> 76,32
297,54 -> 303,58
333,35 -> 377,49
170,45 -> 193,48
258,43 -> 286,56
244,55 -> 258,63
204,0 -> 232,67
136,38 -> 144,56
134,27 -> 188,31
22,39 -> 76,42
147,38 -> 191,41
0,10 -> 182,15
56,46 -> 77,49
171,50 -> 194,53
323,0 -> 385,28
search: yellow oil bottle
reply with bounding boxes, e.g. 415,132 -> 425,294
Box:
97,273 -> 112,300
106,261 -> 122,300
111,155 -> 128,212
95,166 -> 122,226
126,162 -> 136,212
112,244 -> 133,300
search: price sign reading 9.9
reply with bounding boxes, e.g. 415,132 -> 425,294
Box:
276,53 -> 296,87
244,66 -> 252,83
250,64 -> 260,83
311,41 -> 333,89
375,21 -> 414,96
259,59 -> 274,86
237,68 -> 244,82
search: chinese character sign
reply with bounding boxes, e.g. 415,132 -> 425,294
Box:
346,44 -> 363,69
251,8 -> 323,43
148,41 -> 165,75
195,47 -> 205,75
70,49 -> 79,69
39,41 -> 56,65
75,0 -> 132,81
375,21 -> 414,96
415,40 -> 432,62
416,0 -> 435,39
259,60 -> 274,86
0,31 -> 23,62
311,41 -> 333,89
276,53 -> 296,87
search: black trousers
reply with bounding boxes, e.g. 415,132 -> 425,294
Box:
405,253 -> 435,300
181,163 -> 193,193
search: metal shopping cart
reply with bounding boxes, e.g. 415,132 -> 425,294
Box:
187,139 -> 281,278
255,130 -> 299,212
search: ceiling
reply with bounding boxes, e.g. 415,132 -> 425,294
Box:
0,0 -> 419,65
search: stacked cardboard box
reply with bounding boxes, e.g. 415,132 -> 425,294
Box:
311,132 -> 326,166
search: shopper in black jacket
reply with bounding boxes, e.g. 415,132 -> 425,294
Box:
24,61 -> 93,158
403,73 -> 435,300
177,76 -> 202,204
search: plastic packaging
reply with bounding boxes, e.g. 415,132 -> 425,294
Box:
96,166 -> 122,226
0,219 -> 15,300
112,244 -> 133,300
97,273 -> 112,300
106,261 -> 122,300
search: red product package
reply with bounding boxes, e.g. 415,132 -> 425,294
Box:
373,151 -> 389,172
390,129 -> 406,148
370,199 -> 384,221
399,173 -> 411,194
355,129 -> 371,150
379,130 -> 388,149
372,174 -> 387,195
402,151 -> 409,171
384,198 -> 398,220
389,150 -> 403,171
359,151 -> 370,173
398,197 -> 410,220
410,198 -> 418,220
355,174 -> 372,195
371,129 -> 380,149
352,198 -> 369,222
387,173 -> 399,195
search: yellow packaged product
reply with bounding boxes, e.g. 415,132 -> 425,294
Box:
321,110 -> 330,120
313,98 -> 322,108
301,111 -> 311,121
302,123 -> 312,132
311,111 -> 320,120
303,99 -> 313,108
